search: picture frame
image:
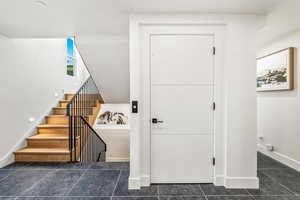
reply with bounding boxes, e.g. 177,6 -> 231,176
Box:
256,47 -> 294,92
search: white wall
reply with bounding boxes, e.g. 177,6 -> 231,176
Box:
258,0 -> 300,48
76,35 -> 129,103
129,14 -> 263,189
0,37 -> 89,167
257,30 -> 300,171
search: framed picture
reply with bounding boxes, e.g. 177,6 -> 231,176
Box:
257,47 -> 294,91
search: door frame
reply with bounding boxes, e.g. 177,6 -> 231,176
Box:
129,16 -> 226,189
148,33 -> 216,183
139,25 -> 225,186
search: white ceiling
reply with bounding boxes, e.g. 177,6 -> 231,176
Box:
0,0 -> 282,38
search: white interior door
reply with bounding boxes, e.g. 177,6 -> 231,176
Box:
150,34 -> 214,183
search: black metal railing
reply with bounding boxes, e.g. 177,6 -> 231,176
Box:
66,76 -> 106,162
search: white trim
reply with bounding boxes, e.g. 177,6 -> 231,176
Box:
258,144 -> 300,172
128,176 -> 141,190
140,175 -> 151,187
151,178 -> 213,184
106,157 -> 130,162
135,21 -> 226,188
214,175 -> 225,186
0,96 -> 62,168
129,14 -> 262,190
225,176 -> 259,189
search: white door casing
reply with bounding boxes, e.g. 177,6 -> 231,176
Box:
130,16 -> 260,190
150,35 -> 215,183
135,23 -> 226,189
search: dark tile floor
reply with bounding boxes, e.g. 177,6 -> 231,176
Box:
0,153 -> 300,200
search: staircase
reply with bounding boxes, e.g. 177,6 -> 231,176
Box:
14,93 -> 101,162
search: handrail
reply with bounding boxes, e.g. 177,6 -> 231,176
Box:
66,37 -> 106,162
80,116 -> 107,152
66,77 -> 89,116
67,76 -> 106,162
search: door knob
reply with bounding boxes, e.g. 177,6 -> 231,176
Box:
152,118 -> 164,124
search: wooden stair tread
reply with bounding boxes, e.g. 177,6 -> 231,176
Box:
15,148 -> 69,154
60,100 -> 95,102
14,93 -> 101,162
28,134 -> 69,140
60,100 -> 69,103
55,106 -> 95,108
38,124 -> 68,128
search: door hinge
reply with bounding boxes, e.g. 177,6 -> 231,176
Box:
213,157 -> 216,166
213,102 -> 216,111
213,47 -> 216,55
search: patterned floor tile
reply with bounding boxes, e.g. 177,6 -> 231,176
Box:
2,162 -> 31,169
64,197 -> 111,200
261,169 -> 300,194
90,162 -> 129,170
257,152 -> 288,170
16,198 -> 63,200
159,196 -> 206,200
253,195 -> 300,200
68,170 -> 120,196
207,196 -> 253,200
0,170 -> 52,196
21,170 -> 84,196
0,170 -> 14,181
1,153 -> 299,199
56,162 -> 93,169
113,170 -> 158,196
247,171 -> 293,196
200,184 -> 248,195
113,198 -> 158,200
158,184 -> 204,196
21,162 -> 61,170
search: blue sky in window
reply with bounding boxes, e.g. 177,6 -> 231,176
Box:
67,38 -> 74,65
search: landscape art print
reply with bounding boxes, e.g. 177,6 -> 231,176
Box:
257,47 -> 294,91
66,37 -> 75,76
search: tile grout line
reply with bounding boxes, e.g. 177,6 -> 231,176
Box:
0,170 -> 15,182
64,167 -> 89,196
112,169 -> 122,197
246,187 -> 256,200
157,184 -> 160,200
260,169 -> 298,196
247,190 -> 257,200
198,184 -> 208,200
18,169 -> 58,196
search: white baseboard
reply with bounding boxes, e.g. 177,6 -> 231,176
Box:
258,144 -> 300,172
106,157 -> 130,162
128,176 -> 141,189
214,175 -> 225,186
225,176 -> 259,189
0,97 -> 62,168
140,175 -> 150,187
